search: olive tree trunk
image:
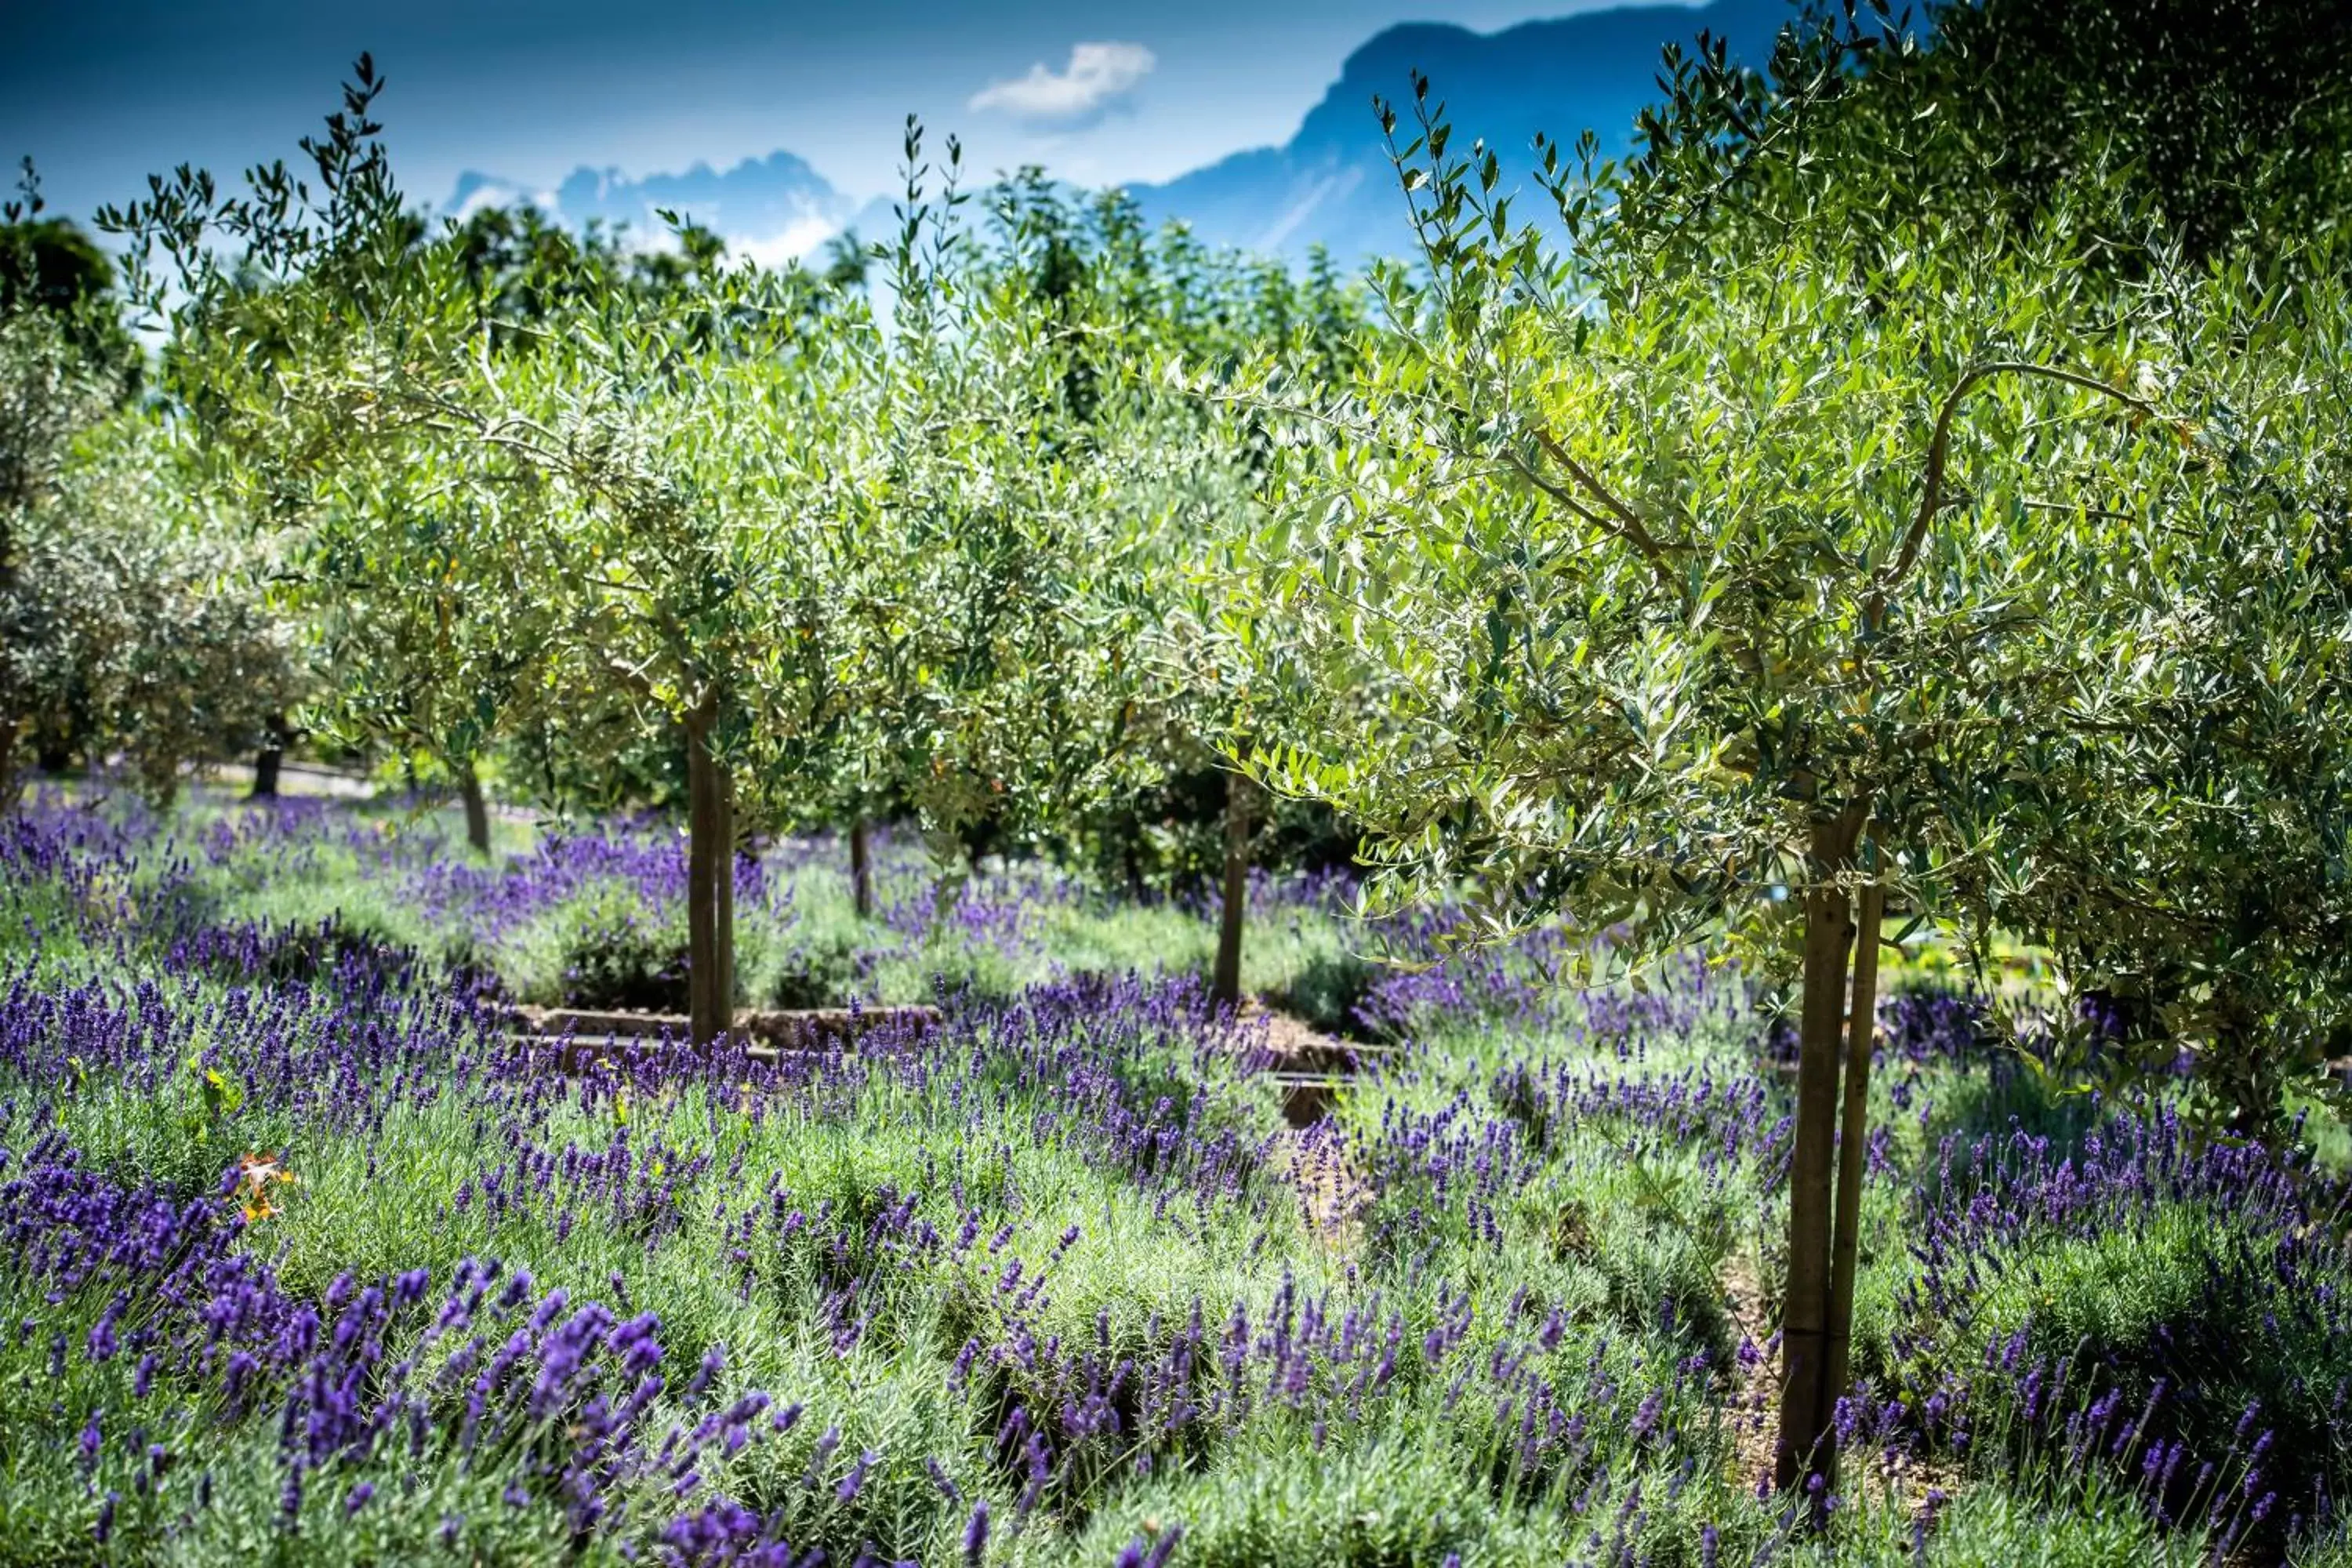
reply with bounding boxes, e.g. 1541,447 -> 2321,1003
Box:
1820,877 -> 1886,1494
1212,771 -> 1253,1010
849,816 -> 875,920
249,714 -> 288,799
684,717 -> 735,1048
1775,809 -> 1861,1501
458,760 -> 492,857
716,768 -> 735,1024
1122,832 -> 1145,904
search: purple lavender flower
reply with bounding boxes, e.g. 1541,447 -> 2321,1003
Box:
962,1500 -> 989,1565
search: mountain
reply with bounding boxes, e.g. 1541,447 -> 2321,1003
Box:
447,150 -> 856,267
442,2 -> 1793,270
1127,0 -> 1789,266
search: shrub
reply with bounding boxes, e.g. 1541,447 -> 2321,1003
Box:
528,882 -> 695,1011
1864,1111 -> 2352,1548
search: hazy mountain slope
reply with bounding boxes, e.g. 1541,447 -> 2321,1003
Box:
448,150 -> 855,264
1127,0 -> 1790,264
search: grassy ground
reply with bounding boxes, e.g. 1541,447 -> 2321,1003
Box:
0,787 -> 2340,1564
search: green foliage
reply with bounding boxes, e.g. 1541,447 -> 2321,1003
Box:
24,12 -> 2352,1548
1071,1430 -> 1567,1566
1802,1479 -> 2204,1566
536,881 -> 695,1011
1264,947 -> 1379,1038
1,164 -> 142,393
1902,0 -> 2352,266
836,143 -> 1178,855
1214,4 -> 2352,1131
1,310 -> 299,801
1870,1196 -> 2352,1514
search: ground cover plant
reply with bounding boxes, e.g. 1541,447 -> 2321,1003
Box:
4,788 -> 2350,1565
0,786 -> 1373,1019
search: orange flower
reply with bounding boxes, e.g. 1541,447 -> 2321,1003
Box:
233,1152 -> 298,1222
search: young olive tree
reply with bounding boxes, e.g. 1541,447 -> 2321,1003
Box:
1217,16 -> 2343,1497
862,160 -> 1375,1005
0,305 -> 114,797
111,63 -> 873,1042
1129,238 -> 1370,1008
953,172 -> 1377,1007
1773,0 -> 2352,1144
0,292 -> 298,807
1925,258 -> 2352,1141
826,134 -> 1167,905
267,207 -> 770,854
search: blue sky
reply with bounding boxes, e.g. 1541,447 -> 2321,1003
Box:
2,1 -> 1644,227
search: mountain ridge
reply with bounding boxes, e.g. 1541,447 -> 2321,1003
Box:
450,147 -> 855,265
1127,0 -> 1788,263
445,1 -> 1794,268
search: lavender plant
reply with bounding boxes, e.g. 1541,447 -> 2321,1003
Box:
9,790 -> 2352,1561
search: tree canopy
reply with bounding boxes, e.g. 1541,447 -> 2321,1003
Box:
1208,0 -> 2352,1495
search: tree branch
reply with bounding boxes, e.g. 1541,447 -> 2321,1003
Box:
1878,361 -> 2165,611
1529,426 -> 1679,567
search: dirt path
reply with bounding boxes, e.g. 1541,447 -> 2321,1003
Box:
1231,1000 -> 1371,1251
1719,1251 -> 1781,1490
1716,1252 -> 1962,1523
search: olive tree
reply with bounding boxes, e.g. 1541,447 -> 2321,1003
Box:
1926,259 -> 2352,1140
1,307 -> 299,804
1145,261 -> 1374,1010
1094,228 -> 1372,1011
109,62 -> 873,1042
833,135 -> 1167,903
1758,0 -> 2352,1143
278,205 -> 779,855
851,160 -> 1379,1011
0,307 -> 112,795
949,174 -> 1377,1007
1215,15 -> 2348,1497
118,83 -> 1176,1033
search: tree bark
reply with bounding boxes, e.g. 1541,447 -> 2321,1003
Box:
1122,829 -> 1145,904
685,717 -> 720,1048
1821,877 -> 1886,1494
1212,771 -> 1253,1010
250,714 -> 287,800
1775,808 -> 1860,1502
849,816 -> 875,920
459,760 -> 492,857
2201,990 -> 2282,1144
714,763 -> 735,1035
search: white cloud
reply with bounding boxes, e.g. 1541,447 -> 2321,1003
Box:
450,178 -> 522,219
1255,163 -> 1367,254
727,215 -> 844,269
447,178 -> 568,221
968,42 -> 1156,131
